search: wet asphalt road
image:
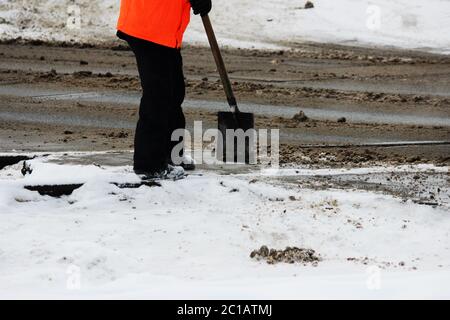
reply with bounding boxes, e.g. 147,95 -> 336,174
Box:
0,43 -> 449,152
1,84 -> 449,127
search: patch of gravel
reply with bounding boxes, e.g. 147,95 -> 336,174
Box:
250,246 -> 321,265
292,110 -> 309,122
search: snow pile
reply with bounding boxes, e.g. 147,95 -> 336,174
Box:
1,155 -> 450,299
0,0 -> 449,53
0,0 -> 119,44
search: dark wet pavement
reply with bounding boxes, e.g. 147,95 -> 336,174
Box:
1,84 -> 449,127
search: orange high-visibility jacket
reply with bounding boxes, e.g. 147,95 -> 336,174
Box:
117,0 -> 191,49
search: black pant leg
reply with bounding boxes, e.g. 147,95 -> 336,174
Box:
126,38 -> 176,172
168,51 -> 186,160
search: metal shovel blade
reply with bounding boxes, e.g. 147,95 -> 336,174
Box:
217,111 -> 255,164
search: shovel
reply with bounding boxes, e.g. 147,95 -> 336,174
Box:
201,15 -> 255,164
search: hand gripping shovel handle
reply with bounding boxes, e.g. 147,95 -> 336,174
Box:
202,15 -> 240,113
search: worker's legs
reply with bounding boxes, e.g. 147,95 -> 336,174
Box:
119,32 -> 186,173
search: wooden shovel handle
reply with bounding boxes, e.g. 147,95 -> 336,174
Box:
202,15 -> 239,113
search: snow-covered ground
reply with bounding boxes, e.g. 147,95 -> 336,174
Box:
0,0 -> 449,53
0,154 -> 449,299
